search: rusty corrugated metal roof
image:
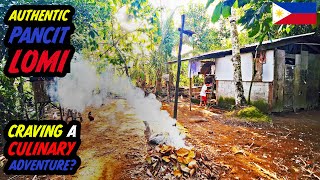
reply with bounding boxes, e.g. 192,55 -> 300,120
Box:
168,32 -> 320,64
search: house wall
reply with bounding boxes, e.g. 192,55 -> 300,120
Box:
215,50 -> 274,103
217,81 -> 270,102
215,50 -> 274,82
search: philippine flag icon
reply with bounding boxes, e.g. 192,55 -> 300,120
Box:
272,2 -> 317,25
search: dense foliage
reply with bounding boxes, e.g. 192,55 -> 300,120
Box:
206,0 -> 320,42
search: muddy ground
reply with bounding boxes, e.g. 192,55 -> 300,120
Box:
1,100 -> 319,179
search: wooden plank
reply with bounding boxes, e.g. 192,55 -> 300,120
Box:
272,49 -> 285,112
306,54 -> 320,109
285,53 -> 295,59
284,64 -> 294,111
316,54 -> 320,108
298,51 -> 309,109
268,83 -> 273,112
293,54 -> 301,111
216,80 -> 219,104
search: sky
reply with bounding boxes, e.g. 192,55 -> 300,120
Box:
150,0 -> 216,23
116,0 -> 216,31
150,0 -> 212,11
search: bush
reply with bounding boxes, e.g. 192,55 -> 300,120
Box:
236,106 -> 271,122
250,99 -> 269,113
218,96 -> 235,110
191,98 -> 200,104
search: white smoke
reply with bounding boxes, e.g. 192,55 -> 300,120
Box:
48,57 -> 186,148
48,60 -> 99,112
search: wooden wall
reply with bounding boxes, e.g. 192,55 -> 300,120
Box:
306,53 -> 320,109
272,49 -> 285,112
293,51 -> 308,111
272,49 -> 320,112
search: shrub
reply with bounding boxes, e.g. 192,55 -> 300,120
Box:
250,99 -> 269,113
218,96 -> 235,110
236,106 -> 271,122
191,98 -> 200,104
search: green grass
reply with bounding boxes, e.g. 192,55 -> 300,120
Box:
218,96 -> 235,110
249,99 -> 269,113
236,106 -> 271,122
191,98 -> 200,104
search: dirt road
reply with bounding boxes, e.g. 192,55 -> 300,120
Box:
1,99 -> 319,179
69,99 -> 147,180
162,102 -> 320,179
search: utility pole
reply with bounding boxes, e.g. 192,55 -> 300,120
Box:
173,15 -> 185,119
173,15 -> 194,119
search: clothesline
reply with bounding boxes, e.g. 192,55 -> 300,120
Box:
188,60 -> 201,78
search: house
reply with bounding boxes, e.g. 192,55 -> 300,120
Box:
169,32 -> 320,112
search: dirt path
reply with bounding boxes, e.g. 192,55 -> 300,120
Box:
162,102 -> 320,179
0,99 -> 148,180
69,99 -> 147,180
2,100 -> 319,179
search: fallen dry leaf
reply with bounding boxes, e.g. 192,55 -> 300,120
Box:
173,165 -> 178,171
146,169 -> 153,177
231,146 -> 245,155
146,156 -> 152,164
188,160 -> 198,169
173,169 -> 182,177
152,162 -> 158,168
146,145 -> 220,179
180,164 -> 191,173
176,148 -> 189,157
177,156 -> 185,163
183,156 -> 193,164
162,156 -> 170,163
160,145 -> 172,154
190,168 -> 196,176
187,150 -> 196,159
170,154 -> 177,159
155,145 -> 161,152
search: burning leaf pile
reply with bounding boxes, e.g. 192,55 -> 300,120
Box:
145,145 -> 221,179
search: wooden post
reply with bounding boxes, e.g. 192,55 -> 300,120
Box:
166,80 -> 170,102
166,52 -> 171,102
18,77 -> 25,119
189,77 -> 192,111
189,61 -> 192,111
173,14 -> 185,119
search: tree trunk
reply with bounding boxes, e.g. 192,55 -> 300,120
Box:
115,46 -> 129,77
166,62 -> 171,102
155,69 -> 162,96
230,8 -> 246,107
18,77 -> 25,119
124,63 -> 129,77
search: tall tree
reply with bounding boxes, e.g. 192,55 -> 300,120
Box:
207,1 -> 247,106
230,8 -> 246,106
183,4 -> 221,53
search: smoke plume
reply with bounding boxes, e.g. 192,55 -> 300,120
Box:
47,57 -> 186,148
